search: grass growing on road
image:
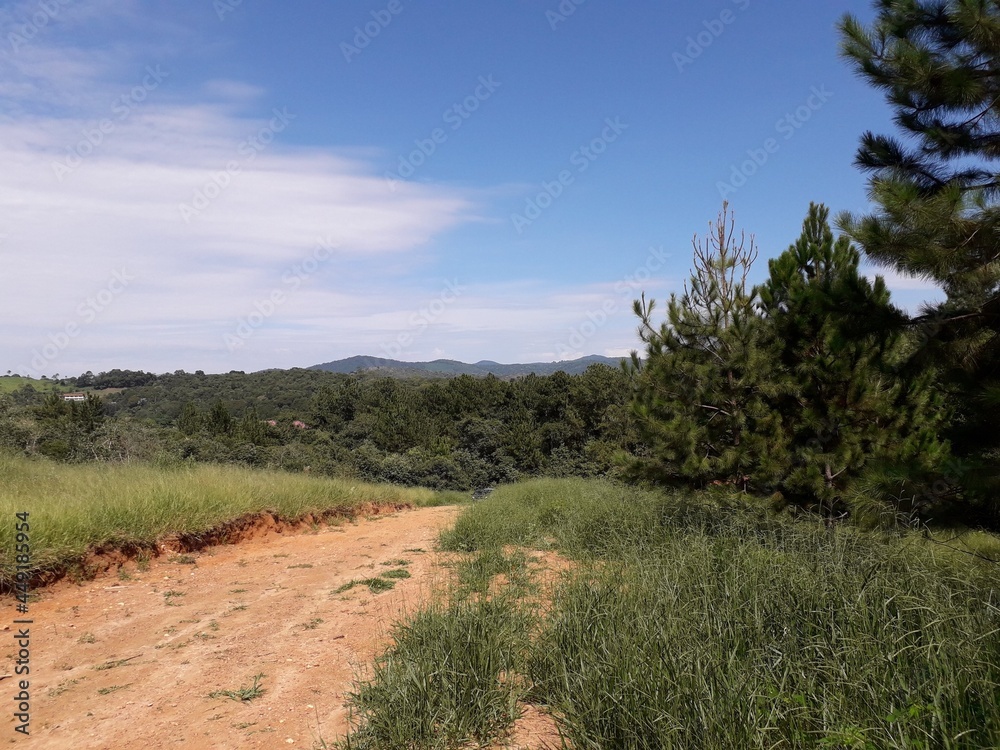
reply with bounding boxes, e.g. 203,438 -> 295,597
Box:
208,673 -> 266,702
340,594 -> 532,750
340,478 -> 1000,749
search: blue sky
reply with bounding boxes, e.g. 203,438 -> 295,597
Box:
0,0 -> 941,376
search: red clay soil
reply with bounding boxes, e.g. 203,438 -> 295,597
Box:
3,504 -> 564,749
2,506 -> 473,749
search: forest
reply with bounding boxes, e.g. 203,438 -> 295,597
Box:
0,364 -> 642,493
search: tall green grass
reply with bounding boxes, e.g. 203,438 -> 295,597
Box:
0,453 -> 442,587
340,594 -> 532,750
440,476 -> 677,556
343,478 -> 1000,749
530,533 -> 1000,748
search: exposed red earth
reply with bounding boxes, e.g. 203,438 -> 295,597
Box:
4,504 -> 563,749
4,506 -> 463,748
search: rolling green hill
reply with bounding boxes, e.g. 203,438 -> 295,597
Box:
0,376 -> 69,394
309,354 -> 624,379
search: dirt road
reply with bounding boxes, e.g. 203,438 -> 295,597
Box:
4,505 -> 461,749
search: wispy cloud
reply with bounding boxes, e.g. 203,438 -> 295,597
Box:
0,1 -> 659,375
862,265 -> 945,315
0,5 -> 484,375
0,102 -> 481,372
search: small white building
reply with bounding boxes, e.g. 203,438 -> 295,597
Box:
63,393 -> 86,402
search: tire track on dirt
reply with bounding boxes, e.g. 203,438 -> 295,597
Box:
4,505 -> 460,749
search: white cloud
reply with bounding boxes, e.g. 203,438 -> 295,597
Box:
201,79 -> 265,103
0,94 -> 652,373
863,265 -> 945,315
0,101 -> 482,373
0,5 -> 655,375
867,266 -> 942,293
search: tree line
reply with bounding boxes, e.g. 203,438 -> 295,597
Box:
0,366 -> 641,491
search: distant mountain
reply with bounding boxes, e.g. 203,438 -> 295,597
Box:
308,354 -> 624,379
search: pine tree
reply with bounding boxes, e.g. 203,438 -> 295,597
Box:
838,0 -> 1000,503
70,393 -> 105,433
206,400 -> 233,436
760,204 -> 950,512
627,204 -> 789,490
235,406 -> 267,445
35,392 -> 70,425
177,402 -> 202,436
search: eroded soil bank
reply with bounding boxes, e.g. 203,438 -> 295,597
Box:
3,505 -> 460,749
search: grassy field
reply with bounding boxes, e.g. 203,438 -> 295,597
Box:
0,453 -> 458,589
341,478 -> 1000,750
0,376 -> 68,394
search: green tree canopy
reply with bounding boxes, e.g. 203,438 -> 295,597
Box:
627,203 -> 788,490
838,0 -> 1000,502
761,203 -> 950,511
